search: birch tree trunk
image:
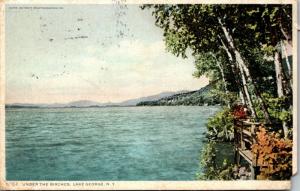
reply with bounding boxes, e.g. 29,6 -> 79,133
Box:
239,91 -> 246,105
274,50 -> 289,138
279,22 -> 292,47
237,61 -> 258,119
219,36 -> 247,106
218,17 -> 271,123
274,51 -> 284,97
280,40 -> 292,78
211,59 -> 230,138
218,18 -> 257,119
280,40 -> 293,95
210,53 -> 230,108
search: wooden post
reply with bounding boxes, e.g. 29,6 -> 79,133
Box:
251,124 -> 257,144
241,122 -> 246,150
234,149 -> 241,166
250,165 -> 255,180
250,166 -> 259,180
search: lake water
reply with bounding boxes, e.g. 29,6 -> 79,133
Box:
6,106 -> 220,180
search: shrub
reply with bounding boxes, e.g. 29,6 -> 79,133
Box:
197,141 -> 235,180
206,107 -> 234,141
251,126 -> 293,180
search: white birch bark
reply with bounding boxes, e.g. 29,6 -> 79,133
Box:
274,51 -> 284,97
209,53 -> 231,108
218,18 -> 257,120
219,36 -> 246,106
280,40 -> 291,77
218,17 -> 272,123
274,50 -> 289,138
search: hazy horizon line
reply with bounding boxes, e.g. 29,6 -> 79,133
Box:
5,88 -> 200,105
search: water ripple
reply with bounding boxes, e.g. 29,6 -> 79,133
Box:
6,106 -> 220,180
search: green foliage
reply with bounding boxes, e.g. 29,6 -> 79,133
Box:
197,141 -> 217,180
206,107 -> 234,141
240,45 -> 277,95
143,4 -> 294,180
209,86 -> 238,107
254,93 -> 292,125
142,4 -> 292,99
193,53 -> 221,80
197,141 -> 235,180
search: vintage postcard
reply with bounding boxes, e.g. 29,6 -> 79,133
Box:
0,0 -> 297,190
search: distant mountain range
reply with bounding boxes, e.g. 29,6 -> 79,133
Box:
6,83 -> 223,108
5,90 -> 188,108
118,91 -> 188,106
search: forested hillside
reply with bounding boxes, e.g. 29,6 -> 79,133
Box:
137,82 -> 222,106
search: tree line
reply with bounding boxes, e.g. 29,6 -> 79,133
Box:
142,4 -> 293,138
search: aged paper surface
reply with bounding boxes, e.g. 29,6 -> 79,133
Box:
0,0 -> 297,190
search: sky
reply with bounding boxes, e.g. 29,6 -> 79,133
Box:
5,4 -> 208,104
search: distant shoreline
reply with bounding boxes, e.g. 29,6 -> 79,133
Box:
6,84 -> 219,109
5,105 -> 132,109
5,105 -> 221,109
